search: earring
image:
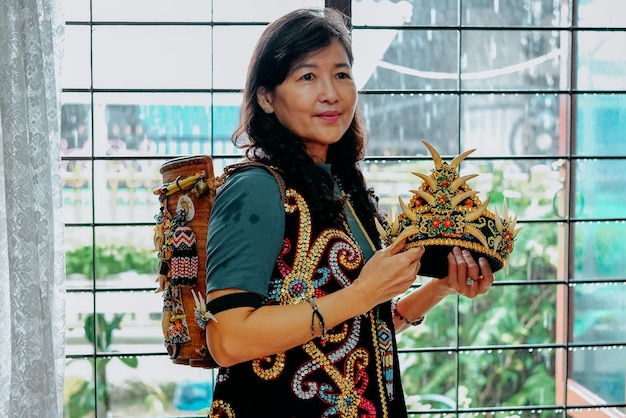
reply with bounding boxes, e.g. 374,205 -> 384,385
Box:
263,107 -> 272,114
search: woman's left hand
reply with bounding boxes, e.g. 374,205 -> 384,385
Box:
439,246 -> 494,298
390,246 -> 494,332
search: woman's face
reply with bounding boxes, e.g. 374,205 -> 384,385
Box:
257,40 -> 357,163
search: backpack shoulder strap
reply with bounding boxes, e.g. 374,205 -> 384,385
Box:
214,161 -> 286,204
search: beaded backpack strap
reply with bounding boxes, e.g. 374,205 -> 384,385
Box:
219,161 -> 286,204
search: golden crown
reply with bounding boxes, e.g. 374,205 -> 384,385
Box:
376,141 -> 522,278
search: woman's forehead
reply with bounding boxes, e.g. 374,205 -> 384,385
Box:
289,41 -> 351,70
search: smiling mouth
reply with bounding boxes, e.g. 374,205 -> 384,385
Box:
318,112 -> 341,122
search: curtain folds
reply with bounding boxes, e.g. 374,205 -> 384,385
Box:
0,0 -> 66,417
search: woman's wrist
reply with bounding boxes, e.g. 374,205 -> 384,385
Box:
427,276 -> 456,298
391,297 -> 424,326
392,278 -> 452,327
348,277 -> 379,313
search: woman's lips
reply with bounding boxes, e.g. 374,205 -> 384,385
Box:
318,111 -> 341,122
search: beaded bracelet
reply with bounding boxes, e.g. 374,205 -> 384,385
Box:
309,297 -> 328,346
391,297 -> 424,326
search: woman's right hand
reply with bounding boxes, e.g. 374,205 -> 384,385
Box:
354,236 -> 424,308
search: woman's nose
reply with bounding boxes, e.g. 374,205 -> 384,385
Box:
318,78 -> 339,102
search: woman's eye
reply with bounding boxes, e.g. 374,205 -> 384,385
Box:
301,73 -> 314,81
337,72 -> 351,80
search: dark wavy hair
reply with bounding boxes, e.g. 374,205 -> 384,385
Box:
232,7 -> 382,245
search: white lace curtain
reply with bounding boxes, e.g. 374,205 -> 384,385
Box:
0,0 -> 66,417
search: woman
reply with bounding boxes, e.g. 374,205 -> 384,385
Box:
205,8 -> 493,417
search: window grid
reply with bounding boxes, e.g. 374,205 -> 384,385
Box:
61,1 -> 626,416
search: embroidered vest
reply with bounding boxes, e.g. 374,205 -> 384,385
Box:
209,185 -> 407,418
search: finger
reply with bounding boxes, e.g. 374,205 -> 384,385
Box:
462,249 -> 480,279
407,244 -> 425,259
452,247 -> 468,280
407,245 -> 425,273
446,250 -> 461,292
388,243 -> 424,273
478,256 -> 494,278
446,248 -> 458,280
386,236 -> 407,255
387,226 -> 420,254
476,257 -> 494,293
452,247 -> 480,296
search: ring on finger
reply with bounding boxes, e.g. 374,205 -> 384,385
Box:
466,277 -> 475,286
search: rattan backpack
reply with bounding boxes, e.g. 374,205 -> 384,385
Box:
152,156 -> 284,368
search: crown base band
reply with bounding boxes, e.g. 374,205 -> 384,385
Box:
405,239 -> 504,279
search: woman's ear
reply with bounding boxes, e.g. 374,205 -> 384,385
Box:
256,87 -> 274,114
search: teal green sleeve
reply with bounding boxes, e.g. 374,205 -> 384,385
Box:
205,167 -> 285,297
